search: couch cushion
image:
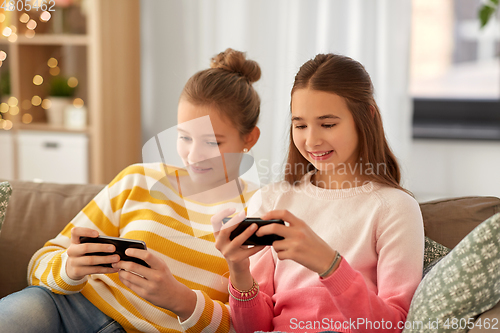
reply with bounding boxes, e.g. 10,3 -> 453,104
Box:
0,181 -> 104,299
0,182 -> 12,233
403,213 -> 500,333
420,196 -> 500,249
423,236 -> 450,271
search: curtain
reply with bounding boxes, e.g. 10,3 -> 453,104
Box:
141,0 -> 413,185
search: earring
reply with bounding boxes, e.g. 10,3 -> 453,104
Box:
243,148 -> 249,153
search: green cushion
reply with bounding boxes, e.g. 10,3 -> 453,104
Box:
423,236 -> 450,271
0,181 -> 12,232
403,213 -> 500,333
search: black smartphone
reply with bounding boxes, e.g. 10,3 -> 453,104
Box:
222,217 -> 285,246
79,235 -> 150,268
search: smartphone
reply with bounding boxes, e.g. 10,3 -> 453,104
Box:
79,235 -> 150,268
222,217 -> 285,246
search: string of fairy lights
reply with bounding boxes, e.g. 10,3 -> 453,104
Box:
0,9 -> 84,131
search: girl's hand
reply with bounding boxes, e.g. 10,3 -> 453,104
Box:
66,227 -> 121,281
112,249 -> 197,321
211,208 -> 265,290
257,210 -> 339,277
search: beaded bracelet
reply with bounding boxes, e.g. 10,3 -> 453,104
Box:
319,251 -> 341,278
228,279 -> 260,302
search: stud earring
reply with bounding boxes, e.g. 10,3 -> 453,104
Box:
243,148 -> 249,153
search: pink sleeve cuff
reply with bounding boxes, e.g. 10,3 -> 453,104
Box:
319,257 -> 359,296
228,278 -> 263,308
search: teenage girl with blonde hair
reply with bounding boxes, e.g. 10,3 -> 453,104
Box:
213,53 -> 424,333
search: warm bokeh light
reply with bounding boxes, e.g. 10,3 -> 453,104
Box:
7,97 -> 18,107
50,67 -> 61,76
0,13 -> 5,23
20,13 -> 30,24
40,11 -> 51,22
25,30 -> 35,38
0,61 -> 2,68
68,77 -> 78,88
8,33 -> 17,43
22,113 -> 33,124
9,106 -> 19,116
22,100 -> 32,110
41,99 -> 52,109
2,27 -> 12,37
0,51 -> 7,61
0,103 -> 8,113
31,95 -> 42,106
27,20 -> 37,30
73,98 -> 84,108
47,57 -> 58,68
2,119 -> 13,130
33,75 -> 44,85
10,26 -> 17,34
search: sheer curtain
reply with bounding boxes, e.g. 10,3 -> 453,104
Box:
141,0 -> 413,185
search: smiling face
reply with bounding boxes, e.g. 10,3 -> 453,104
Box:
176,99 -> 249,187
291,89 -> 361,185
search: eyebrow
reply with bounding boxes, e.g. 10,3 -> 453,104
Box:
177,128 -> 226,139
291,114 -> 340,121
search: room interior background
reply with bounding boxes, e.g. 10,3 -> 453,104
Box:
141,0 -> 500,201
141,0 -> 414,189
0,0 -> 498,202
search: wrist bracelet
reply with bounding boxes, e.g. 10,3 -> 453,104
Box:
319,251 -> 341,278
228,279 -> 259,302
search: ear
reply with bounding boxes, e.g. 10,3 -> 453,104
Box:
244,126 -> 260,150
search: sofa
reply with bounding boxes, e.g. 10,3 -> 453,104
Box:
0,180 -> 499,332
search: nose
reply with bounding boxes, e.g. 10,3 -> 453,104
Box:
187,141 -> 208,164
305,128 -> 322,149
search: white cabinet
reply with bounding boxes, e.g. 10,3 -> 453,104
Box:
0,131 -> 14,180
407,139 -> 500,201
18,131 -> 88,184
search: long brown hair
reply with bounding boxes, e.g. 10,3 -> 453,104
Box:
180,48 -> 261,137
286,53 -> 409,194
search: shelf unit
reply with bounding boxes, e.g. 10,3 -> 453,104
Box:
0,0 -> 141,184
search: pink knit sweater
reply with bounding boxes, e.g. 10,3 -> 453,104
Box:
229,173 -> 424,333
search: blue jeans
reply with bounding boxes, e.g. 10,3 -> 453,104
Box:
0,286 -> 125,333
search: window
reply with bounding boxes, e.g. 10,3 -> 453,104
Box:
410,0 -> 500,140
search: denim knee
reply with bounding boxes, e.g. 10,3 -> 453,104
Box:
0,286 -> 62,333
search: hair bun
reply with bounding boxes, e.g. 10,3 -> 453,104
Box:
210,48 -> 261,83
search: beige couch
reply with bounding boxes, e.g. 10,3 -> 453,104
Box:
0,180 -> 499,331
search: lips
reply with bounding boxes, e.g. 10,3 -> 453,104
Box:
308,150 -> 334,161
189,165 -> 212,173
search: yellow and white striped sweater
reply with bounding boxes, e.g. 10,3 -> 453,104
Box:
28,163 -> 257,333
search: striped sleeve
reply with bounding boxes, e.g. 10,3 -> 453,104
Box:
180,290 -> 236,333
28,173 -> 124,294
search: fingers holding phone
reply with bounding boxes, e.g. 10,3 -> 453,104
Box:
66,227 -> 121,280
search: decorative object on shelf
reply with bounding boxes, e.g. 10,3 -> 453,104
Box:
64,98 -> 87,129
45,75 -> 76,126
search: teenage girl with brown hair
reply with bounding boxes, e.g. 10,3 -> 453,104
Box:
213,53 -> 424,333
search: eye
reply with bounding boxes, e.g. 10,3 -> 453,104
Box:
294,125 -> 306,129
206,141 -> 221,146
322,124 -> 337,128
179,136 -> 192,142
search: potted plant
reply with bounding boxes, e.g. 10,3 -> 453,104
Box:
46,75 -> 76,126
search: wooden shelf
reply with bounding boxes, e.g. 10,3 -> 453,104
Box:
0,34 -> 88,46
14,122 -> 89,134
0,0 -> 142,184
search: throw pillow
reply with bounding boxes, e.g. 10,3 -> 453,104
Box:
423,236 -> 451,271
403,213 -> 500,333
0,181 -> 12,233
